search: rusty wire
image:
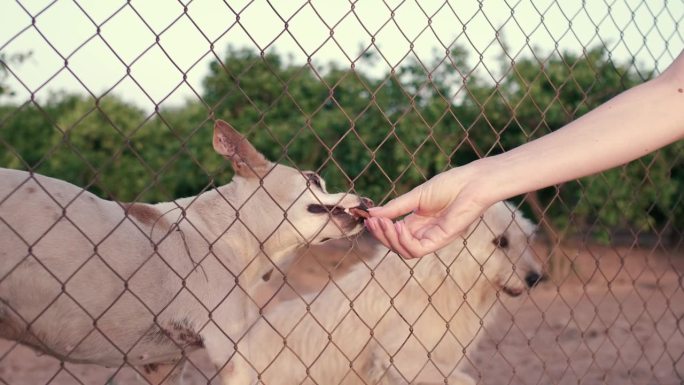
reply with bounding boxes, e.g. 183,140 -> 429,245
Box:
1,1 -> 683,384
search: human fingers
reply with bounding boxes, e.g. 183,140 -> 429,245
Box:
403,219 -> 465,258
367,187 -> 421,219
397,208 -> 484,257
413,204 -> 483,240
384,213 -> 453,257
377,218 -> 415,258
365,217 -> 393,250
366,214 -> 422,252
395,221 -> 440,258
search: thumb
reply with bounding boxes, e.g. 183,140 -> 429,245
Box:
368,187 -> 421,219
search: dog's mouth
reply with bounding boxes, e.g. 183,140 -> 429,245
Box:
495,279 -> 525,297
306,199 -> 373,243
499,285 -> 524,297
307,202 -> 371,225
496,271 -> 545,297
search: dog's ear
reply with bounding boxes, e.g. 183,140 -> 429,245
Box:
213,120 -> 270,178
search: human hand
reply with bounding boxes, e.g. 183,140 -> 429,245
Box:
365,166 -> 494,258
366,50 -> 684,258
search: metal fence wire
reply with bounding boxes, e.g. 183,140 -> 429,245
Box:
1,0 -> 683,384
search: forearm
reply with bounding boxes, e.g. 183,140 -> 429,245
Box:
473,53 -> 684,204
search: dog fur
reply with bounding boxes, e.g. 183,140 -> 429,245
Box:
235,201 -> 543,385
0,120 -> 369,384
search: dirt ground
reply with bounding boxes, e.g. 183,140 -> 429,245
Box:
1,242 -> 683,385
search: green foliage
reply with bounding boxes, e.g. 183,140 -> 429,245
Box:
0,93 -> 217,202
0,45 -> 681,242
0,52 -> 31,97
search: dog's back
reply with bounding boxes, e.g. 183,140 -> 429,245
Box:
0,168 -> 192,364
1,169 -> 141,276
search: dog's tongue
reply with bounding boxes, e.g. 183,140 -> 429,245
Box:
348,207 -> 370,219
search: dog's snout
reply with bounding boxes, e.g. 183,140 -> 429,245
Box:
360,197 -> 374,210
524,271 -> 545,288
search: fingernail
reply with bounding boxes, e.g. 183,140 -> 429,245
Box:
396,221 -> 403,235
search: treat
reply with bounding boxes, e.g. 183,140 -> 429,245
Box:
348,207 -> 370,219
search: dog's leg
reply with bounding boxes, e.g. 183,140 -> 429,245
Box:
138,359 -> 186,385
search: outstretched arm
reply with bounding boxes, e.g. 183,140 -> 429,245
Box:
367,50 -> 684,258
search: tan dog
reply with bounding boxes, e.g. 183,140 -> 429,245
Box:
236,201 -> 543,385
0,120 -> 370,384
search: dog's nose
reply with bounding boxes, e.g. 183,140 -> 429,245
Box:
524,272 -> 545,288
360,197 -> 374,210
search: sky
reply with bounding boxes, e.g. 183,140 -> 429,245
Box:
1,0 -> 682,112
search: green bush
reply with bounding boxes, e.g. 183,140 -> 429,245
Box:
1,46 -> 681,242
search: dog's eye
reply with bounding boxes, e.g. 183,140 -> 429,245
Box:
493,235 -> 509,249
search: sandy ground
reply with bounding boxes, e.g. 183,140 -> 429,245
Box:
1,241 -> 683,385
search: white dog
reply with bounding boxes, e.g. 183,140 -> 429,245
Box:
0,120 -> 371,384
236,201 -> 543,385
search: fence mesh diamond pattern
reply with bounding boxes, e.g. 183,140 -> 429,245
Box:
1,0 -> 683,384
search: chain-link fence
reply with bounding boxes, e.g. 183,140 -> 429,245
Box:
1,1 -> 683,384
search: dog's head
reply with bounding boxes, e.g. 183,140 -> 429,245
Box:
442,201 -> 544,298
212,120 -> 371,250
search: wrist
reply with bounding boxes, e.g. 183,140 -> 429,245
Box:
451,158 -> 503,207
472,149 -> 552,203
